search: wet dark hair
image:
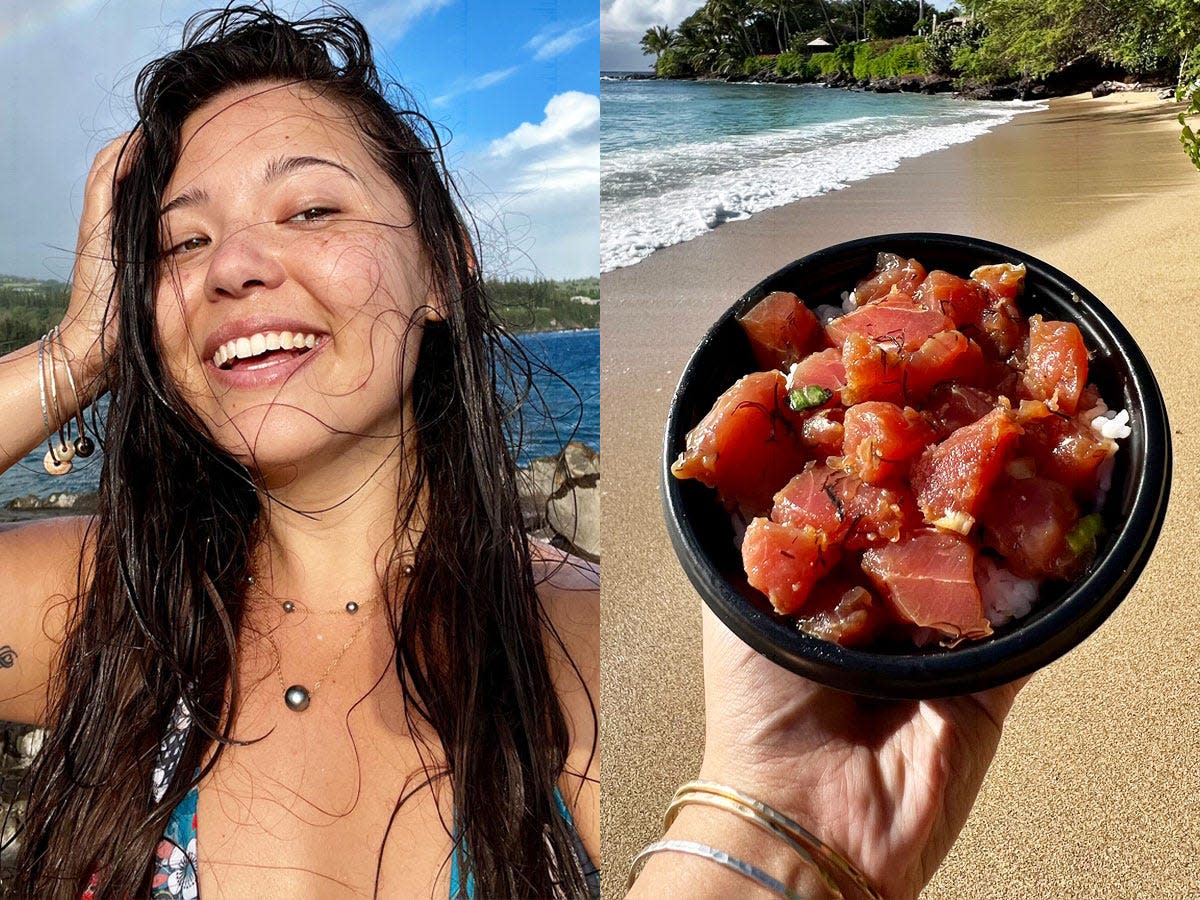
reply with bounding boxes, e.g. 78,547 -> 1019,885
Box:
16,5 -> 594,897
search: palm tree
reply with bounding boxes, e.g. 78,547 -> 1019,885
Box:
639,25 -> 675,64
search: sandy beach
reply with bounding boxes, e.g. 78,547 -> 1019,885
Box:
600,91 -> 1200,898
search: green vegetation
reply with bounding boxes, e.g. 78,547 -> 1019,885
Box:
488,277 -> 599,332
847,38 -> 928,78
0,278 -> 69,354
643,0 -> 1198,84
0,276 -> 598,353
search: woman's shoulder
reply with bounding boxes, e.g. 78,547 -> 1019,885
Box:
0,514 -> 96,726
0,513 -> 96,589
530,539 -> 599,666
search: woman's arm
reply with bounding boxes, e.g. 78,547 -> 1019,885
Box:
0,516 -> 95,726
627,605 -> 1025,899
0,134 -> 129,474
0,135 -> 132,726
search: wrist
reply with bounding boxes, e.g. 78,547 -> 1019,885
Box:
54,321 -> 109,398
661,802 -> 839,899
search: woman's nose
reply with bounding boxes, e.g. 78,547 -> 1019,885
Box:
203,222 -> 286,300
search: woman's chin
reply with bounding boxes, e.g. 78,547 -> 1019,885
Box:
213,422 -> 402,488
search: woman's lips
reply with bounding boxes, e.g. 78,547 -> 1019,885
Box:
205,336 -> 328,388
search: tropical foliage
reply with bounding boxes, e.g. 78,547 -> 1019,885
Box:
640,0 -> 1200,90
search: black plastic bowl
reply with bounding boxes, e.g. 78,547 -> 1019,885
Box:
663,233 -> 1172,699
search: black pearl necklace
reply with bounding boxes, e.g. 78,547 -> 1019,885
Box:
255,562 -> 415,712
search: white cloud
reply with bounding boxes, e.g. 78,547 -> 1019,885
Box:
459,92 -> 599,278
432,66 -> 519,106
359,0 -> 454,42
488,92 -> 599,156
600,0 -> 705,70
525,18 -> 599,62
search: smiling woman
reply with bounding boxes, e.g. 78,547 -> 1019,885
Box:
0,6 -> 598,899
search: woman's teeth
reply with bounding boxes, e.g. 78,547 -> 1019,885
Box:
213,331 -> 318,368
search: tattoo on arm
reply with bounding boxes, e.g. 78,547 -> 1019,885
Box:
0,645 -> 16,668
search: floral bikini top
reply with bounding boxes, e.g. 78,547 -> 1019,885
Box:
138,699 -> 599,899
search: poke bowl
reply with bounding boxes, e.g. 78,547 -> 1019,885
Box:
662,233 -> 1171,699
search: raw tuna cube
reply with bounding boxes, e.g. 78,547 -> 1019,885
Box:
981,476 -> 1083,579
742,519 -> 838,615
911,406 -> 1023,533
854,253 -> 927,305
912,270 -> 989,327
861,529 -> 992,643
826,293 -> 952,352
1019,315 -> 1089,414
738,291 -> 825,370
671,371 -> 809,513
841,401 -> 934,485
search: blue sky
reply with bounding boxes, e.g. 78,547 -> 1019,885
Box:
0,0 -> 599,280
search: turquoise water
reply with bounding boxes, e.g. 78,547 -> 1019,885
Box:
0,329 -> 598,504
601,78 -> 1038,271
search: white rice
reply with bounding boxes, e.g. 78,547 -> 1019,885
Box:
977,555 -> 1041,627
1090,407 -> 1131,441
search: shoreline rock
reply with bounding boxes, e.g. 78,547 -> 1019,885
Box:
1,446 -> 602,563
518,442 -> 600,562
643,56 -> 1173,104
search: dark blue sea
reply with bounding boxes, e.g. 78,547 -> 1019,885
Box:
0,328 -> 599,505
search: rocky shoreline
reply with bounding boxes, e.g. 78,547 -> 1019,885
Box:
607,56 -> 1174,103
3,443 -> 599,558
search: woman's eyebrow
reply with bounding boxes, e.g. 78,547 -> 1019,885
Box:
160,156 -> 358,217
160,187 -> 210,217
263,155 -> 360,184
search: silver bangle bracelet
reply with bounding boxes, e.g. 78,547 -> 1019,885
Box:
625,838 -> 808,900
52,326 -> 94,458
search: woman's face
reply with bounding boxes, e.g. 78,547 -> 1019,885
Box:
155,81 -> 436,477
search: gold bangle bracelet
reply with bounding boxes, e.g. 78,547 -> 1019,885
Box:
625,838 -> 808,899
674,780 -> 884,900
665,790 -> 844,898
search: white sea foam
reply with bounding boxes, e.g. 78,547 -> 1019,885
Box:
601,100 -> 1042,272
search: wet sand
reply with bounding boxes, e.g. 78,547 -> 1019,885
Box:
600,92 -> 1200,897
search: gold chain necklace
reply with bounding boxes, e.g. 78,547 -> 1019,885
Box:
249,563 -> 413,712
270,612 -> 374,712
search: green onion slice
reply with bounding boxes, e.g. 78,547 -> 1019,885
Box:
788,385 -> 833,412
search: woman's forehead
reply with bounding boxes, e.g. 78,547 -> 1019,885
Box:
169,82 -> 375,186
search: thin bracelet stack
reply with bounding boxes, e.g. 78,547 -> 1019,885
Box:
625,780 -> 883,900
37,326 -> 95,476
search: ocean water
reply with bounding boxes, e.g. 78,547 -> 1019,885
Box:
0,328 -> 599,505
513,328 -> 599,464
601,78 -> 1041,271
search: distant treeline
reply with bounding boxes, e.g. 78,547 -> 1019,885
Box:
0,279 -> 69,353
487,277 -> 599,332
642,0 -> 1200,87
0,275 -> 599,351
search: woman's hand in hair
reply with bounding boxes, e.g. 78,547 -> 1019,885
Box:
61,131 -> 138,393
639,605 -> 1026,900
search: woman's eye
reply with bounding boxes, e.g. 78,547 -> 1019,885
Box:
290,207 -> 337,222
166,236 -> 209,256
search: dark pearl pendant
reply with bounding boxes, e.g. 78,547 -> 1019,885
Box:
282,600 -> 296,613
284,685 -> 311,711
74,435 -> 95,458
345,601 -> 359,614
